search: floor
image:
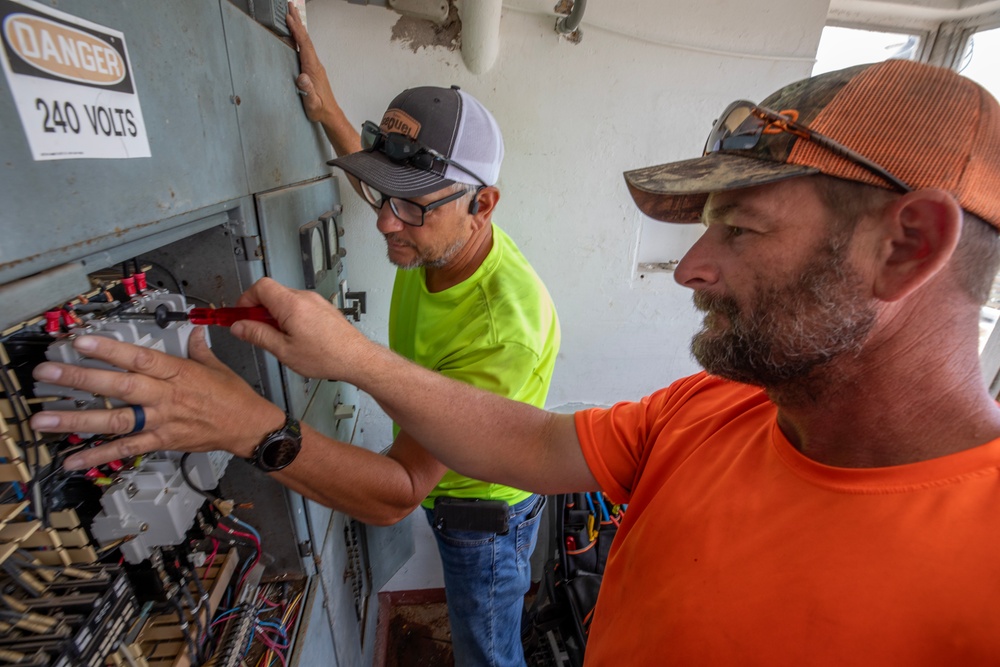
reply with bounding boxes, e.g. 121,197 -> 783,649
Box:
383,592 -> 548,667
385,600 -> 454,667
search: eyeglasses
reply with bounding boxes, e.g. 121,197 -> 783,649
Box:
360,181 -> 476,227
361,120 -> 488,187
704,100 -> 912,193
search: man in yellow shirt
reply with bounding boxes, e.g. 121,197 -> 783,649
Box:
278,11 -> 561,666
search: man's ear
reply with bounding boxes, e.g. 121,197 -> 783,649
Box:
873,188 -> 963,302
469,186 -> 500,227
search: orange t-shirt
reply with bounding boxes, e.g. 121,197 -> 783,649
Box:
575,372 -> 1000,666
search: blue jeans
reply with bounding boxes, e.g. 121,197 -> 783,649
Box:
424,494 -> 545,667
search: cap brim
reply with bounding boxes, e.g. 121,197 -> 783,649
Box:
624,152 -> 820,223
327,151 -> 455,199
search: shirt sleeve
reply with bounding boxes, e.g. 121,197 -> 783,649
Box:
575,398 -> 659,505
436,340 -> 545,404
574,373 -> 716,505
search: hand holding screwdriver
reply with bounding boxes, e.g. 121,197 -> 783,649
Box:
185,307 -> 278,327
123,304 -> 278,328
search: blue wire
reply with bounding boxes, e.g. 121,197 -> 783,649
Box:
596,494 -> 612,522
255,620 -> 288,635
228,514 -> 262,544
214,605 -> 242,621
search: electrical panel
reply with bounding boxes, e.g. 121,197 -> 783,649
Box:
0,1 -> 413,665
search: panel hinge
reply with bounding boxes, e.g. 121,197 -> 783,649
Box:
233,235 -> 263,262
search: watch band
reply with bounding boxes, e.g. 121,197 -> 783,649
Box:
246,413 -> 303,472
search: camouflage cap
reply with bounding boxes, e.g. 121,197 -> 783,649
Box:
624,60 -> 1000,227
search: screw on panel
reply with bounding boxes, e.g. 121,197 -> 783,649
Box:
231,95 -> 241,105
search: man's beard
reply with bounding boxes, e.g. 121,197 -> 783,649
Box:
690,235 -> 877,391
386,234 -> 467,270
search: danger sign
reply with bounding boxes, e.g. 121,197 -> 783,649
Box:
0,0 -> 151,160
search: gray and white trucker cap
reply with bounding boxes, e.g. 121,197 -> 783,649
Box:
328,85 -> 504,199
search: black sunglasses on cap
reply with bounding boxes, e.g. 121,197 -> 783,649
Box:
704,100 -> 912,194
361,120 -> 489,188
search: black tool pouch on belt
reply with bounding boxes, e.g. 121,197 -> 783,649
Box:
522,492 -> 625,667
432,497 -> 510,535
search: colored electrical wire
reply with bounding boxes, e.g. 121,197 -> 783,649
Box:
253,585 -> 303,667
217,515 -> 262,592
169,597 -> 202,667
595,493 -> 612,521
203,537 -> 220,580
566,540 -> 597,556
227,515 -> 262,544
179,453 -> 219,501
137,258 -> 185,297
211,606 -> 244,629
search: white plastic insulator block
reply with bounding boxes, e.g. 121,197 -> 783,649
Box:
458,0 -> 502,75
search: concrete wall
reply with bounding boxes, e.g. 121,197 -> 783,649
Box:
300,0 -> 829,590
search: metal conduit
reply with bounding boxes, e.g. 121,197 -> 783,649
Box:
555,0 -> 587,35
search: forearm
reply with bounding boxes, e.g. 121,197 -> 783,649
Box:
355,345 -> 594,494
285,6 -> 365,199
317,104 -> 365,200
270,424 -> 427,525
232,279 -> 600,493
315,100 -> 360,159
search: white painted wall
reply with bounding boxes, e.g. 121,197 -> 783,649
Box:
301,0 -> 829,590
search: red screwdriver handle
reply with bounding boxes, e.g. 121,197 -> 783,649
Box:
187,307 -> 278,327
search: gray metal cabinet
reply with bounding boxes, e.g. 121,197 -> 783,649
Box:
0,1 -> 412,665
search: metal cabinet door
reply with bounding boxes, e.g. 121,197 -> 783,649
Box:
254,176 -> 344,418
220,0 -> 335,195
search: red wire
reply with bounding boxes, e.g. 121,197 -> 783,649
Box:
255,628 -> 289,667
566,540 -> 597,556
203,537 -> 219,580
218,523 -> 261,590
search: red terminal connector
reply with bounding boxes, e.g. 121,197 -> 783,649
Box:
122,276 -> 137,297
84,467 -> 102,480
62,308 -> 81,327
44,310 -> 62,334
134,272 -> 147,291
107,459 -> 125,472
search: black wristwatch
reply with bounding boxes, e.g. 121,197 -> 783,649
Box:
246,414 -> 302,472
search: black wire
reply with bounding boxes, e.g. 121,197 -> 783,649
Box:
182,293 -> 214,306
181,584 -> 205,638
183,561 -> 216,660
180,453 -> 220,501
163,552 -> 210,666
170,596 -> 203,667
137,258 -> 186,297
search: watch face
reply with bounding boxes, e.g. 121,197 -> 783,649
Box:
250,417 -> 303,472
260,436 -> 301,470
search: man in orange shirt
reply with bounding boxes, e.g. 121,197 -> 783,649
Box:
33,60 -> 1000,663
